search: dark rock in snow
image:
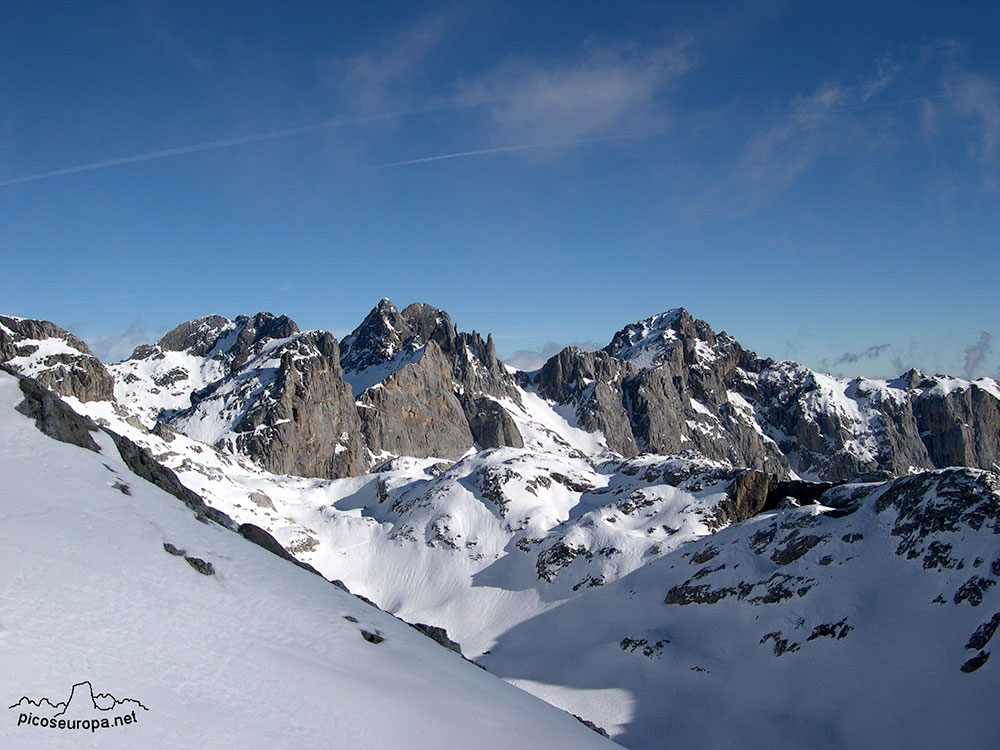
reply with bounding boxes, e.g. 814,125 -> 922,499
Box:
185,556 -> 215,575
572,714 -> 611,739
966,613 -> 1000,651
360,629 -> 385,644
960,651 -> 990,673
13,374 -> 101,452
238,522 -> 322,576
409,623 -> 463,654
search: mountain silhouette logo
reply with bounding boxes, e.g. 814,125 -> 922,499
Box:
10,681 -> 147,732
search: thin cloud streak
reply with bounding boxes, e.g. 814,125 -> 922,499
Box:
371,132 -> 642,169
0,102 -> 473,188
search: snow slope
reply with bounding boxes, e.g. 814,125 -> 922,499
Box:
480,469 -> 1000,748
0,372 -> 617,749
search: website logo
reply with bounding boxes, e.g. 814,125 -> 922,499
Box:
10,681 -> 147,733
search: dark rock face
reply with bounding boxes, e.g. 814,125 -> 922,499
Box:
132,312 -> 299,387
342,300 -> 523,458
409,622 -> 462,654
748,365 -> 934,480
534,347 -> 637,455
529,308 -> 1000,481
226,313 -> 299,373
710,470 -> 772,529
13,373 -> 102,452
530,320 -> 788,471
357,341 -> 474,461
144,303 -> 523,474
912,382 -> 1000,471
465,396 -> 524,449
0,315 -> 114,402
225,330 -> 368,478
339,299 -> 415,378
153,315 -> 233,357
398,302 -> 520,405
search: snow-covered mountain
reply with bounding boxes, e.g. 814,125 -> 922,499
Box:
0,370 -> 616,749
3,303 -> 999,748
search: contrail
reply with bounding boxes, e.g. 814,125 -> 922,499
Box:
371,132 -> 642,169
0,125 -> 330,187
0,102 -> 470,188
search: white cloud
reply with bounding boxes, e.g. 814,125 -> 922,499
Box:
319,10 -> 458,115
86,321 -> 166,363
502,340 -> 602,371
459,38 -> 692,143
689,61 -> 910,217
941,69 -> 1000,161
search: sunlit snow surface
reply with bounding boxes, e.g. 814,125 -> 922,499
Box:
59,366 -> 1000,748
0,372 -> 618,750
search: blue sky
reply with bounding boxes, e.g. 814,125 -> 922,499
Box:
1,1 -> 998,378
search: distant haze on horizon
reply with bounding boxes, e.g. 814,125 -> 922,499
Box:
1,2 -> 997,381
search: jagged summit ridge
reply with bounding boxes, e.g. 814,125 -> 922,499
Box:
527,307 -> 1000,480
3,303 -> 999,485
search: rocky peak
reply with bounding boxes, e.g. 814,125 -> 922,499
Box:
892,368 -> 929,391
228,312 -> 300,372
339,299 -> 413,375
400,303 -> 458,352
341,299 -> 520,402
604,308 -> 710,369
0,314 -> 114,402
140,315 -> 234,359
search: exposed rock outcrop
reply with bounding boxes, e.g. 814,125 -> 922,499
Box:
357,340 -> 474,461
527,308 -> 1000,481
0,314 -> 113,402
533,347 -> 637,455
12,373 -> 102,452
343,300 -> 523,459
912,378 -> 1000,470
183,328 -> 368,478
142,314 -> 233,358
464,395 -> 524,449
